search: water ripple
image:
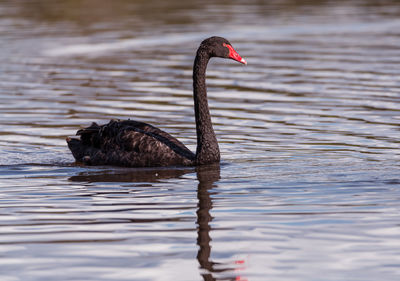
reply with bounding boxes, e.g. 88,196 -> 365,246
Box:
1,1 -> 400,280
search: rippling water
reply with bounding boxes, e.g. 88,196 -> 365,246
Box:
1,0 -> 400,280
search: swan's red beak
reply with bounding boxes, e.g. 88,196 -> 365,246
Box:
224,43 -> 247,65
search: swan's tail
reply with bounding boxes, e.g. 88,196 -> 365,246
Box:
66,137 -> 85,162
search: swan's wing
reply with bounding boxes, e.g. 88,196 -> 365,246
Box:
69,119 -> 195,166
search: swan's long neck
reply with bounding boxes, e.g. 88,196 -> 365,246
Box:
193,49 -> 220,165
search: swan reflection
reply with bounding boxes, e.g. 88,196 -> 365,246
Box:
69,164 -> 247,280
196,164 -> 247,281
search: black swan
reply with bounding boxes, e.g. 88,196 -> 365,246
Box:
67,36 -> 246,167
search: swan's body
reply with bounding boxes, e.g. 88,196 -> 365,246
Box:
67,36 -> 246,167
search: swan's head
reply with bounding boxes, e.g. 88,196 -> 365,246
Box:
200,36 -> 247,65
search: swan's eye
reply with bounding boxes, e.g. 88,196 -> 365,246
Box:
222,43 -> 247,65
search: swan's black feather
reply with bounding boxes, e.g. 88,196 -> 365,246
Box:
68,119 -> 195,167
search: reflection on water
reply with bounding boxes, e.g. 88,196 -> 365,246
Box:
1,0 -> 400,280
196,164 -> 249,281
197,164 -> 234,281
69,167 -> 194,183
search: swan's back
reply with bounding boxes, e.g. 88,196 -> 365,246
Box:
67,120 -> 195,167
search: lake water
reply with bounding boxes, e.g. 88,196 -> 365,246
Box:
1,0 -> 400,280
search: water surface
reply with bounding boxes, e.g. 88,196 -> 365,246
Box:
1,0 -> 400,280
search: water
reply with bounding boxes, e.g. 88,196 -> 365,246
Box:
1,0 -> 400,280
